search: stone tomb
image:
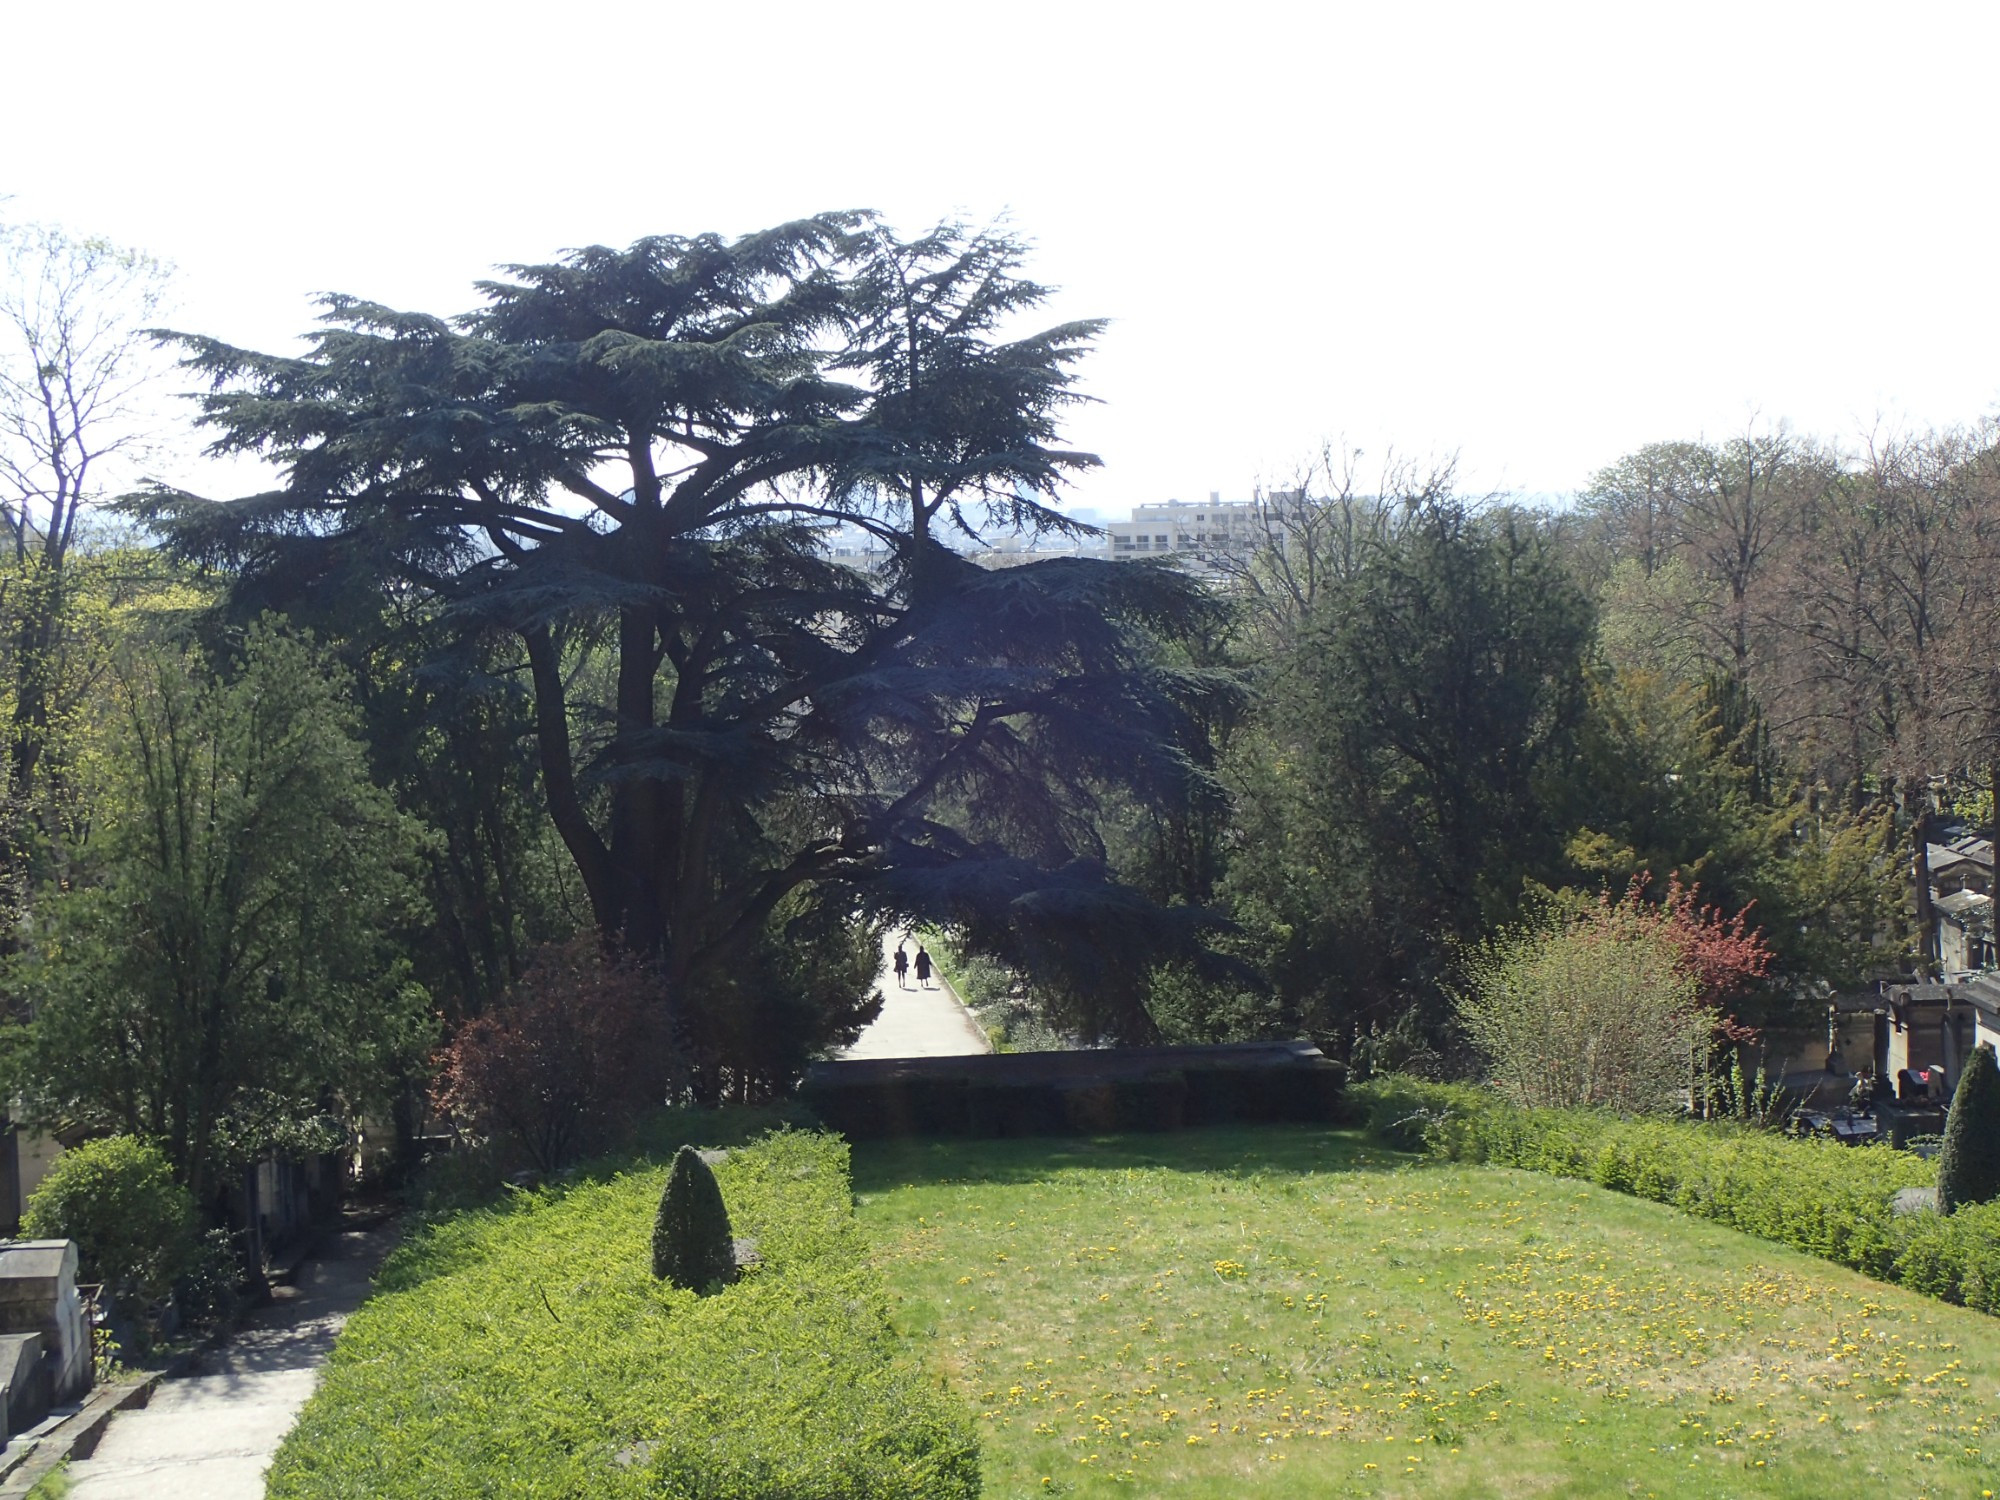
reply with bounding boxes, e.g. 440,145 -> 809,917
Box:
0,1239 -> 90,1439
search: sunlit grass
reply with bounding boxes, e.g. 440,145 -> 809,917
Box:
854,1126 -> 2000,1498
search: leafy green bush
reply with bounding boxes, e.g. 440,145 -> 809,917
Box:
1893,1199 -> 2000,1308
1937,1042 -> 2000,1213
267,1129 -> 978,1499
1355,1078 -> 2000,1315
23,1136 -> 200,1312
651,1146 -> 736,1291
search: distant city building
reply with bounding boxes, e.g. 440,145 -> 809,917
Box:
816,492 -> 1296,572
820,523 -> 893,568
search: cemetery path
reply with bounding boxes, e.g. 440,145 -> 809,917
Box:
836,929 -> 992,1059
64,1218 -> 396,1500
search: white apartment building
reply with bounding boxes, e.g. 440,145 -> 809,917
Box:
1106,494 -> 1267,561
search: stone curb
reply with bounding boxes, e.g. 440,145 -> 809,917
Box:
0,1369 -> 161,1496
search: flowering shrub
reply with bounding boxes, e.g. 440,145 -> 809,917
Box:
431,937 -> 674,1171
1455,878 -> 1776,1115
1454,904 -> 1705,1113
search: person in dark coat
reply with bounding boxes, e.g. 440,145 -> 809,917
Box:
892,942 -> 909,988
913,946 -> 933,988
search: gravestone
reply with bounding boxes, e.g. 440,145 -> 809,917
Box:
1892,1186 -> 1938,1216
0,1330 -> 46,1437
0,1240 -> 91,1412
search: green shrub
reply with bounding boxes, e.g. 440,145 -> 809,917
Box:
23,1136 -> 200,1312
651,1145 -> 736,1291
267,1129 -> 978,1500
1353,1078 -> 2000,1312
172,1227 -> 243,1325
1893,1199 -> 2000,1312
1937,1042 -> 2000,1214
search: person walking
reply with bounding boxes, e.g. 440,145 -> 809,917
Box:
913,945 -> 933,988
892,941 -> 909,988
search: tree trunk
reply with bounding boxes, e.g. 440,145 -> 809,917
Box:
1912,807 -> 1937,977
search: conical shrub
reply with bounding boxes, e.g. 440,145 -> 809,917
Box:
1937,1043 -> 2000,1215
652,1145 -> 737,1291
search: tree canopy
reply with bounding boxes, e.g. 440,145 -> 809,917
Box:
3,624 -> 431,1203
138,216 -> 1230,1069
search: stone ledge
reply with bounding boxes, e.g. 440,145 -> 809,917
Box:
0,1370 -> 159,1497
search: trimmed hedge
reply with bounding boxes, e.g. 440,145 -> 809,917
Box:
1357,1077 -> 2000,1316
267,1130 -> 978,1499
651,1145 -> 736,1291
1938,1043 -> 2000,1213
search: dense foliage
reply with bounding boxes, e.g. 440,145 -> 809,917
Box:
1359,1078 -> 2000,1314
651,1144 -> 736,1290
432,936 -> 672,1172
21,1135 -> 199,1310
1084,447 -> 1931,1057
2,624 -> 432,1204
1937,1042 -> 2000,1214
1454,900 -> 1704,1112
1218,496 -> 1596,1039
265,1130 -> 979,1500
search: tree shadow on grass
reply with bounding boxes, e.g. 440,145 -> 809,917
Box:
848,1122 -> 1418,1195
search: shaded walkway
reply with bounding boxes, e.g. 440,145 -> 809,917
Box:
837,930 -> 992,1059
65,1221 -> 395,1499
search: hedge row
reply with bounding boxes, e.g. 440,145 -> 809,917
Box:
267,1129 -> 978,1500
1357,1077 -> 2000,1316
809,1060 -> 1350,1139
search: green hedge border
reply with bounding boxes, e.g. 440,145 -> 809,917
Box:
1358,1078 -> 2000,1315
267,1129 -> 978,1499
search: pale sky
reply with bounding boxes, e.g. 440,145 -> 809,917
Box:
6,0 -> 1998,515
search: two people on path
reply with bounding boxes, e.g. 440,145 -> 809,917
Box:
891,938 -> 935,989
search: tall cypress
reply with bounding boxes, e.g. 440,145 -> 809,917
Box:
652,1146 -> 737,1291
1937,1043 -> 2000,1214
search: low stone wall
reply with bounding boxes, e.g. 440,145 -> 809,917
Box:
802,1040 -> 1353,1139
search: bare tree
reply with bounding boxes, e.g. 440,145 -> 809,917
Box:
0,222 -> 171,809
1216,442 -> 1459,655
0,224 -> 170,568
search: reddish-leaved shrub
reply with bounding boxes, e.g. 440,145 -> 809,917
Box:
432,937 -> 674,1170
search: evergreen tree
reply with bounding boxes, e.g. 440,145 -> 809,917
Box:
1937,1043 -> 2000,1215
136,217 -> 1229,1071
1222,497 -> 1594,1040
652,1145 -> 736,1291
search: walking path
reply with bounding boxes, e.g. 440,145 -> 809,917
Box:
837,930 -> 993,1059
64,1219 -> 396,1500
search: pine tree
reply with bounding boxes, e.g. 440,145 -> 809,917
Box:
652,1146 -> 736,1291
1937,1043 -> 2000,1215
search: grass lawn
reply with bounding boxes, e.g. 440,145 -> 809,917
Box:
854,1125 -> 2000,1499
